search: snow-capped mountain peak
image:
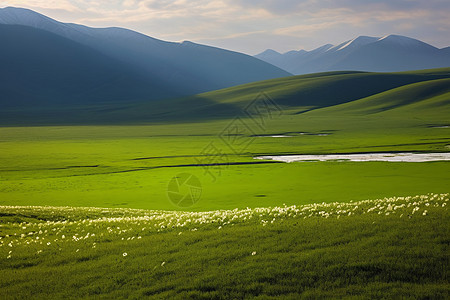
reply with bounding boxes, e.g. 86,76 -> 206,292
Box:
255,35 -> 449,74
336,36 -> 380,51
377,34 -> 437,49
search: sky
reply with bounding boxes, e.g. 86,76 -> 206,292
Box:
1,0 -> 449,55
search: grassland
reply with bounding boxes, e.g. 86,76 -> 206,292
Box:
1,85 -> 449,210
1,194 -> 448,299
0,68 -> 449,298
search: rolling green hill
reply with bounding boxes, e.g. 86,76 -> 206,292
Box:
1,68 -> 449,125
310,77 -> 450,116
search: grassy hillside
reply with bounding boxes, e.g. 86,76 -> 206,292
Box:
311,77 -> 450,115
1,68 -> 449,125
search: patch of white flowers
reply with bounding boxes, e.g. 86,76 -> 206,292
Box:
0,193 -> 448,258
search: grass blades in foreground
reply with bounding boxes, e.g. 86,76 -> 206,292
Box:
1,193 -> 448,298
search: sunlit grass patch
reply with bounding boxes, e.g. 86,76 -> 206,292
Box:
1,193 -> 447,257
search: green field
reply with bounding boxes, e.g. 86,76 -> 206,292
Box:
1,194 -> 448,298
1,69 -> 449,298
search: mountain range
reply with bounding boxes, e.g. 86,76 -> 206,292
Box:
0,7 -> 290,107
255,35 -> 450,75
1,6 -> 449,111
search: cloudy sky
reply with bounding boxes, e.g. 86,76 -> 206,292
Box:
2,0 -> 449,54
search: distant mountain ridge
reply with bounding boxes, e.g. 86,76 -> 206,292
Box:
0,7 -> 290,107
255,35 -> 450,75
0,24 -> 165,107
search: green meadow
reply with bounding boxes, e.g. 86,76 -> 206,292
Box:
1,194 -> 448,298
0,124 -> 449,211
1,69 -> 449,298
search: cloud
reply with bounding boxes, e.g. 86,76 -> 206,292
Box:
3,0 -> 80,11
232,0 -> 305,15
231,0 -> 450,16
2,0 -> 448,54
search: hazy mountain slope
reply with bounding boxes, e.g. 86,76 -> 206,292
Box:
0,7 -> 291,95
0,24 -> 176,107
256,35 -> 450,75
255,44 -> 334,75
